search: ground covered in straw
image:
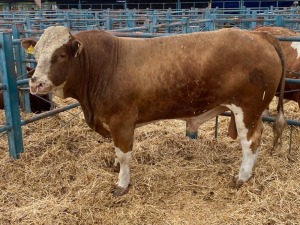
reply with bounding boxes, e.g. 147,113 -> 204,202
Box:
0,98 -> 299,225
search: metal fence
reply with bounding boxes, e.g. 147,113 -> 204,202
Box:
0,7 -> 300,158
1,8 -> 300,34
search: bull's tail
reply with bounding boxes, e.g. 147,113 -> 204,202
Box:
261,32 -> 287,153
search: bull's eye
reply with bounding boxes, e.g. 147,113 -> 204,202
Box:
60,52 -> 66,57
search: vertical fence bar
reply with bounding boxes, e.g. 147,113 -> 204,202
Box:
0,32 -> 24,159
150,11 -> 158,33
25,17 -> 31,31
251,10 -> 257,29
214,116 -> 219,139
181,17 -> 188,34
105,15 -> 112,30
12,23 -> 31,113
165,9 -> 171,34
275,15 -> 284,27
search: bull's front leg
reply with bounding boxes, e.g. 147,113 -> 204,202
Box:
113,147 -> 131,196
109,116 -> 135,196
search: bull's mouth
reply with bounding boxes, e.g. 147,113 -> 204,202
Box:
29,82 -> 52,95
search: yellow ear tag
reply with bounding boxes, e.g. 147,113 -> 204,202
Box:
27,45 -> 34,54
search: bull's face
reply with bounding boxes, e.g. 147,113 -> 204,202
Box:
21,26 -> 83,97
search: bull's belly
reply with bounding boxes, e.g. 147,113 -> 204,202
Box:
136,100 -> 223,123
135,105 -> 228,129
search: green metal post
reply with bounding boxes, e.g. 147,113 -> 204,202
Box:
78,0 -> 82,10
12,24 -> 31,113
177,0 -> 181,10
0,32 -> 24,159
214,116 -> 218,139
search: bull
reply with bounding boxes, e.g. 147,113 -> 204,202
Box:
21,26 -> 286,196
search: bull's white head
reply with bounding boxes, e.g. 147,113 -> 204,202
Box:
21,26 -> 83,98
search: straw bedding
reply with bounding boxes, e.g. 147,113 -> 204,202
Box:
0,97 -> 299,225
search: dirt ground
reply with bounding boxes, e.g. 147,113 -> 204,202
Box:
0,98 -> 299,225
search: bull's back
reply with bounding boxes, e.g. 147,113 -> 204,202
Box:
113,29 -> 283,120
122,29 -> 280,79
119,29 -> 282,97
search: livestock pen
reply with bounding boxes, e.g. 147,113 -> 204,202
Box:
0,98 -> 299,224
0,6 -> 300,225
3,7 -> 300,33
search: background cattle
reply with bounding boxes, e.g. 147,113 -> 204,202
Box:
0,66 -> 51,114
254,26 -> 300,109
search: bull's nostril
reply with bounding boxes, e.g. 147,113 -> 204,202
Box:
31,77 -> 37,82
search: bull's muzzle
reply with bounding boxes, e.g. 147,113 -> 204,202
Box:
29,77 -> 51,95
29,79 -> 41,95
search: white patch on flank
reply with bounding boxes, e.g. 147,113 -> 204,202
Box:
223,104 -> 248,138
115,147 -> 131,188
223,104 -> 259,182
291,42 -> 300,59
32,26 -> 71,85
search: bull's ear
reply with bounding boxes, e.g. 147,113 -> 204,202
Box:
71,39 -> 83,58
21,38 -> 37,50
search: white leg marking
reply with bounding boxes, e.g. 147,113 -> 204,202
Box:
114,158 -> 119,167
115,147 -> 131,188
238,140 -> 259,182
223,104 -> 259,182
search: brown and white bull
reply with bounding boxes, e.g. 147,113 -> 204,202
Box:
254,26 -> 300,108
21,26 -> 286,196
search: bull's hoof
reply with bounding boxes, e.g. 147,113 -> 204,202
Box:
113,162 -> 120,173
232,176 -> 244,189
112,186 -> 129,196
235,179 -> 244,188
186,131 -> 198,139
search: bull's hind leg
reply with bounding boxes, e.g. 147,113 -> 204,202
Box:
224,104 -> 263,188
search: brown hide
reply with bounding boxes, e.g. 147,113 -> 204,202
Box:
40,28 -> 284,152
23,27 -> 288,195
254,26 -> 300,108
0,67 -> 51,113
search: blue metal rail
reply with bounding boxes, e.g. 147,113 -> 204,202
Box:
0,32 -> 24,158
1,12 -> 300,158
3,8 -> 300,32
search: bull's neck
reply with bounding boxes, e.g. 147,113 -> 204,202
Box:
64,32 -> 119,125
